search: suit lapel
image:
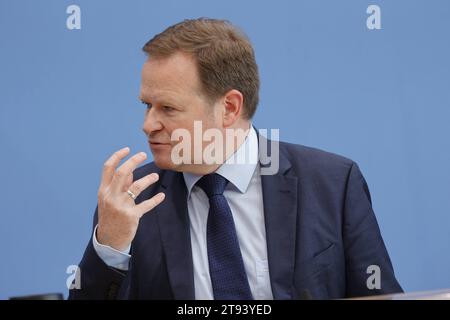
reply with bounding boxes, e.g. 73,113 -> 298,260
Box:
156,171 -> 195,299
259,134 -> 298,299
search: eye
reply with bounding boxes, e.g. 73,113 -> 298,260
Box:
163,106 -> 175,112
141,101 -> 152,110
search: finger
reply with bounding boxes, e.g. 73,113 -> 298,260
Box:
100,147 -> 130,190
124,172 -> 133,191
135,192 -> 165,218
111,151 -> 147,193
127,173 -> 159,199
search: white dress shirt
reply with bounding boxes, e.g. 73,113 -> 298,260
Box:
93,126 -> 273,299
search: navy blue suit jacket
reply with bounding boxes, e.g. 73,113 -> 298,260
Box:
69,138 -> 402,299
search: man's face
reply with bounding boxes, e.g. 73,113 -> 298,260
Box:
140,52 -> 221,173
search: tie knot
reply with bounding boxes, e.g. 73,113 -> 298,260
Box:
196,173 -> 228,198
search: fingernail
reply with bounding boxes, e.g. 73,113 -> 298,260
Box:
139,152 -> 147,158
152,173 -> 159,180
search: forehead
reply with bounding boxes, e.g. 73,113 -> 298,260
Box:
140,52 -> 202,101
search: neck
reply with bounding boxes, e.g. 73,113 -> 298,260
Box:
182,122 -> 251,175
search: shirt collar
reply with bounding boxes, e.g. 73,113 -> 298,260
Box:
183,125 -> 258,198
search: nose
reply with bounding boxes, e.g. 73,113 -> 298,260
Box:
142,107 -> 163,137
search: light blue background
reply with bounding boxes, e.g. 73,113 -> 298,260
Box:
1,0 -> 449,299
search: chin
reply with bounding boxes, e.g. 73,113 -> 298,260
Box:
151,153 -> 179,171
153,157 -> 173,170
154,156 -> 198,174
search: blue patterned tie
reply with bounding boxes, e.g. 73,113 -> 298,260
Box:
196,173 -> 253,300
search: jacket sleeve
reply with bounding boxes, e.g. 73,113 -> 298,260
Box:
343,162 -> 403,297
68,206 -> 129,300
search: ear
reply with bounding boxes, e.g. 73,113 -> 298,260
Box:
222,89 -> 244,128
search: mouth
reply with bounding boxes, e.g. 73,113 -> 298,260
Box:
148,141 -> 171,148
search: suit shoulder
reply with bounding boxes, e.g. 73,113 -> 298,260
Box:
279,141 -> 355,173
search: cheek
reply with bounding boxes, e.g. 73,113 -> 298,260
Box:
165,106 -> 219,143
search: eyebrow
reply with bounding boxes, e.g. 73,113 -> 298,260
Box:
139,95 -> 183,107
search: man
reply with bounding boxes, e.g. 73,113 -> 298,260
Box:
69,18 -> 402,300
